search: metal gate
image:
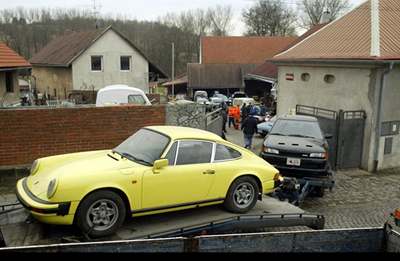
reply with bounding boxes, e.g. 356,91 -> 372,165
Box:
296,105 -> 366,170
336,110 -> 366,169
296,105 -> 339,169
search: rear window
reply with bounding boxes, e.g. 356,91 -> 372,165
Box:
128,95 -> 146,105
214,144 -> 241,162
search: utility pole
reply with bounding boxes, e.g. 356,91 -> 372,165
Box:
171,42 -> 175,99
92,0 -> 102,29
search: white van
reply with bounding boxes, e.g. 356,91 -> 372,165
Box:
232,97 -> 256,107
96,85 -> 152,107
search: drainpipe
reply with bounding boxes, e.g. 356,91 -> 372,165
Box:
373,62 -> 394,173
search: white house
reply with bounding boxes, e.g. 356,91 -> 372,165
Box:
30,26 -> 167,101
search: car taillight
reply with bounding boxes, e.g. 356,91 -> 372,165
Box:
274,173 -> 283,182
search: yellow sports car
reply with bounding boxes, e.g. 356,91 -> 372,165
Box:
16,126 -> 281,237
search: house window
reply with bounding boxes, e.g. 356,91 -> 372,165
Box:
5,72 -> 13,92
301,73 -> 310,82
324,74 -> 335,84
120,56 -> 131,71
91,56 -> 103,71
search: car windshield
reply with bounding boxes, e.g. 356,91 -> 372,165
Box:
270,119 -> 323,139
233,93 -> 246,98
113,129 -> 170,166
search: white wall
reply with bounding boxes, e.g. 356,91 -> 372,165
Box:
72,29 -> 149,93
0,71 -> 20,106
276,65 -> 377,171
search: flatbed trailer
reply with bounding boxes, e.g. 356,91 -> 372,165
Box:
0,196 -> 323,248
1,223 -> 399,252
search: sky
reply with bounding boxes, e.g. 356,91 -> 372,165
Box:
0,0 -> 367,35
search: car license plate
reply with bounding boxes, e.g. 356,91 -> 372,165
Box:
287,158 -> 301,166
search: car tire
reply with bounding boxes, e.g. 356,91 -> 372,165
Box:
224,176 -> 259,214
76,190 -> 126,238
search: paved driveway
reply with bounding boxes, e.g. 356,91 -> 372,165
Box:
225,127 -> 400,229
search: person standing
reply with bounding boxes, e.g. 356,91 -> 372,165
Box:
221,102 -> 228,133
241,113 -> 258,149
228,105 -> 236,128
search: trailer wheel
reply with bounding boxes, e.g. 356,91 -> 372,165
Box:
224,176 -> 259,214
76,190 -> 126,238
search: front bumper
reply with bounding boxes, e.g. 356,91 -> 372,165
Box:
260,152 -> 330,177
16,178 -> 71,216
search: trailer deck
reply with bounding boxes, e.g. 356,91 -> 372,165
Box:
1,196 -> 319,247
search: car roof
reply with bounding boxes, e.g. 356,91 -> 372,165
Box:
99,85 -> 145,93
145,126 -> 224,141
277,114 -> 318,122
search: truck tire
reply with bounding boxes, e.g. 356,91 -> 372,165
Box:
76,190 -> 126,238
224,176 -> 259,214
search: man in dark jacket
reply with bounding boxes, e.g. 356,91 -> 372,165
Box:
241,113 -> 258,149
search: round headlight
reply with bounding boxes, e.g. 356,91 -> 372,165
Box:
47,178 -> 58,199
30,160 -> 39,176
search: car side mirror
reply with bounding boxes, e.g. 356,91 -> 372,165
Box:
325,134 -> 333,139
153,159 -> 169,173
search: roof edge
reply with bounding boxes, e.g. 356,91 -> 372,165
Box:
273,1 -> 370,59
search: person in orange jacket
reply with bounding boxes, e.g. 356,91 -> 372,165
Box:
228,106 -> 236,128
228,105 -> 241,129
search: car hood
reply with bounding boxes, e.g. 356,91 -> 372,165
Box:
26,150 -> 141,199
258,121 -> 273,128
265,135 -> 325,153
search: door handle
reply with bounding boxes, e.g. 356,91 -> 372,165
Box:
203,169 -> 215,175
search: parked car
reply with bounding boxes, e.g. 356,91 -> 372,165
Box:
260,115 -> 333,179
16,126 -> 281,237
96,85 -> 152,107
257,116 -> 277,137
228,91 -> 247,105
213,93 -> 228,103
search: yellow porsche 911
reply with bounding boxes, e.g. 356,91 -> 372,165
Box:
16,126 -> 281,237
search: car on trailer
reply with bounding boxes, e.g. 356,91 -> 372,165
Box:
16,126 -> 282,238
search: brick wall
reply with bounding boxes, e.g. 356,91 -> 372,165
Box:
0,105 -> 165,167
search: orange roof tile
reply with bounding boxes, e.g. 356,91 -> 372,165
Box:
201,36 -> 297,64
0,43 -> 31,68
274,0 -> 400,61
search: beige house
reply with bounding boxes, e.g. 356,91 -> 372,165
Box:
272,0 -> 400,172
30,26 -> 167,101
0,43 -> 31,106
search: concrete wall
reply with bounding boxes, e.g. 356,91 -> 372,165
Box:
378,65 -> 400,169
166,103 -> 207,130
32,67 -> 72,99
276,65 -> 377,171
0,105 -> 165,167
0,71 -> 20,106
72,30 -> 149,93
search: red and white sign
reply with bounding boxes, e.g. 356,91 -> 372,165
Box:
286,73 -> 294,81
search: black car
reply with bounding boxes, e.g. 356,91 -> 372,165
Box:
260,115 -> 332,178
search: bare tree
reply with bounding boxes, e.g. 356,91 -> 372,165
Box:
242,0 -> 297,36
207,5 -> 233,36
299,0 -> 350,28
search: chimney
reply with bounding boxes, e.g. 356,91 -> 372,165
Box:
370,0 -> 381,57
320,10 -> 331,24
